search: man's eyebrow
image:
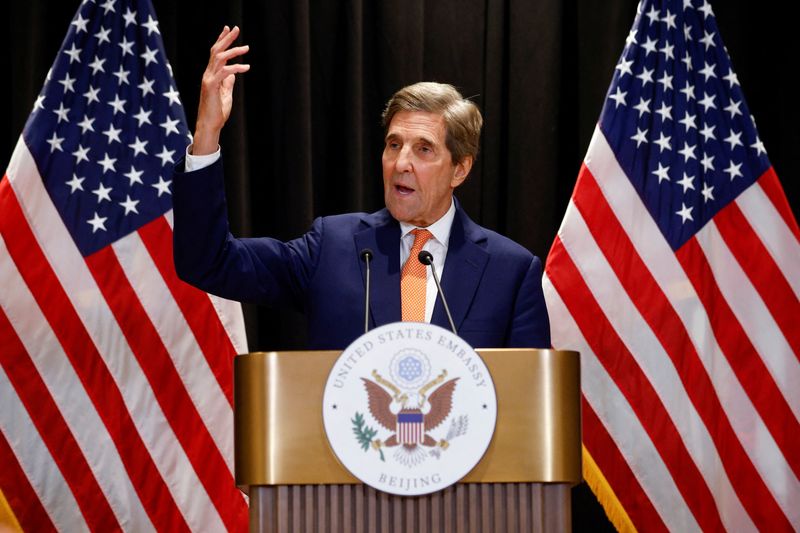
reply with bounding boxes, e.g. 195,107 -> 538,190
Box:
385,131 -> 438,146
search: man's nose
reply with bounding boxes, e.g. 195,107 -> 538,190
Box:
396,146 -> 413,173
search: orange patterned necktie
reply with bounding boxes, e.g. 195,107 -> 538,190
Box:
401,229 -> 433,322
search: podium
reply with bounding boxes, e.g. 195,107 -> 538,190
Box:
235,349 -> 581,532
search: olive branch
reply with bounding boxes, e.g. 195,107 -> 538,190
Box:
351,412 -> 384,461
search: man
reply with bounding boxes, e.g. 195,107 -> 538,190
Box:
173,26 -> 550,350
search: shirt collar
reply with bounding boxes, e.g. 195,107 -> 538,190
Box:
399,198 -> 456,248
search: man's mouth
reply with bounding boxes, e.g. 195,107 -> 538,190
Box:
395,184 -> 414,195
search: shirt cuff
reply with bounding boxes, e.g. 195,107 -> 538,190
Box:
185,144 -> 221,172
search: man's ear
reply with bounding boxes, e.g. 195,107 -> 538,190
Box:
451,156 -> 473,188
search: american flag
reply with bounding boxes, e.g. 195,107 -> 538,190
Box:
397,410 -> 425,445
0,0 -> 249,531
544,1 -> 799,531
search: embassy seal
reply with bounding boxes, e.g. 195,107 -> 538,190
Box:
322,322 -> 497,496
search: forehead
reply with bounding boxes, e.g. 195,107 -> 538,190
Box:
386,111 -> 446,143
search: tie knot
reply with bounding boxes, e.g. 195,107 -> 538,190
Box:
410,229 -> 433,252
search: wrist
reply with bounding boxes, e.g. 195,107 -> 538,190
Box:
192,125 -> 221,156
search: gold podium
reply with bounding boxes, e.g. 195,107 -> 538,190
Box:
235,349 -> 581,532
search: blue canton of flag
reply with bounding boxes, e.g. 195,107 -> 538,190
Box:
24,0 -> 191,256
601,0 -> 770,250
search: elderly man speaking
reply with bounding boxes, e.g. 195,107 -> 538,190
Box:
172,26 -> 550,350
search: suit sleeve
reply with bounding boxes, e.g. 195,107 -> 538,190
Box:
172,157 -> 320,311
507,255 -> 552,348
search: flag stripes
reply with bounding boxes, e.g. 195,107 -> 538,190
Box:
545,124 -> 799,530
1,137 -> 247,530
138,217 -> 237,405
0,304 -> 119,530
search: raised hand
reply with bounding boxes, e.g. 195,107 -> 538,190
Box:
192,25 -> 250,155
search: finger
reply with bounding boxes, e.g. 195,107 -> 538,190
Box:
210,45 -> 250,69
211,25 -> 241,55
204,63 -> 250,88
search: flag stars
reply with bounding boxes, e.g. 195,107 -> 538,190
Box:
641,36 -> 658,56
725,99 -> 742,118
123,7 -> 137,26
124,166 -> 144,186
723,69 -> 740,88
134,107 -> 152,126
89,56 -> 106,75
724,161 -> 743,180
102,124 -> 122,144
142,14 -> 160,35
100,0 -> 115,14
107,95 -> 126,114
698,92 -> 717,112
680,81 -> 695,101
676,203 -> 693,223
87,212 -> 107,233
699,61 -> 716,82
152,176 -> 172,196
83,85 -> 101,105
698,0 -> 714,18
53,103 -> 70,123
615,57 -> 634,77
662,10 -> 677,30
678,142 -> 697,162
631,127 -> 649,147
47,132 -> 65,152
97,153 -> 117,174
67,174 -> 85,193
636,67 -> 654,86
72,144 -> 90,164
751,137 -> 767,156
128,136 -> 149,156
654,132 -> 672,153
163,86 -> 181,106
94,26 -> 111,45
119,195 -> 140,215
701,182 -> 715,203
113,65 -> 131,85
655,102 -> 672,122
681,51 -> 692,71
700,153 -> 715,172
657,71 -> 673,91
58,73 -> 76,93
140,47 -> 159,66
700,31 -> 716,50
92,182 -> 113,203
699,123 -> 716,142
625,29 -> 638,47
653,162 -> 670,183
64,43 -> 82,63
677,172 -> 695,193
138,77 -> 155,96
160,117 -> 181,136
156,146 -> 176,166
71,13 -> 89,33
33,95 -> 46,111
634,97 -> 651,117
724,130 -> 743,150
645,5 -> 660,24
679,111 -> 697,131
658,42 -> 675,61
118,37 -> 134,56
683,23 -> 692,42
609,87 -> 627,108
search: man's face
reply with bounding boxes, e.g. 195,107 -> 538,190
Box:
382,111 -> 472,227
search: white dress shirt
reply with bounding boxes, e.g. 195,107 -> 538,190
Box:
185,146 -> 455,323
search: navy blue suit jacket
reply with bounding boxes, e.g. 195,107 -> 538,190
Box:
173,158 -> 550,350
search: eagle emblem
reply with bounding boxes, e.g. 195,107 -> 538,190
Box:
355,362 -> 468,466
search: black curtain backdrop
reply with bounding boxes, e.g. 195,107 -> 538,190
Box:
4,1 -> 798,530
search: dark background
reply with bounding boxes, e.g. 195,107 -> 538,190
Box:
4,1 -> 798,530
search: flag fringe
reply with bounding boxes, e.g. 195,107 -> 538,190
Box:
582,445 -> 637,533
0,488 -> 23,532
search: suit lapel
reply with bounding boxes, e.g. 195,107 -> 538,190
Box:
354,211 -> 401,328
432,206 -> 489,332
